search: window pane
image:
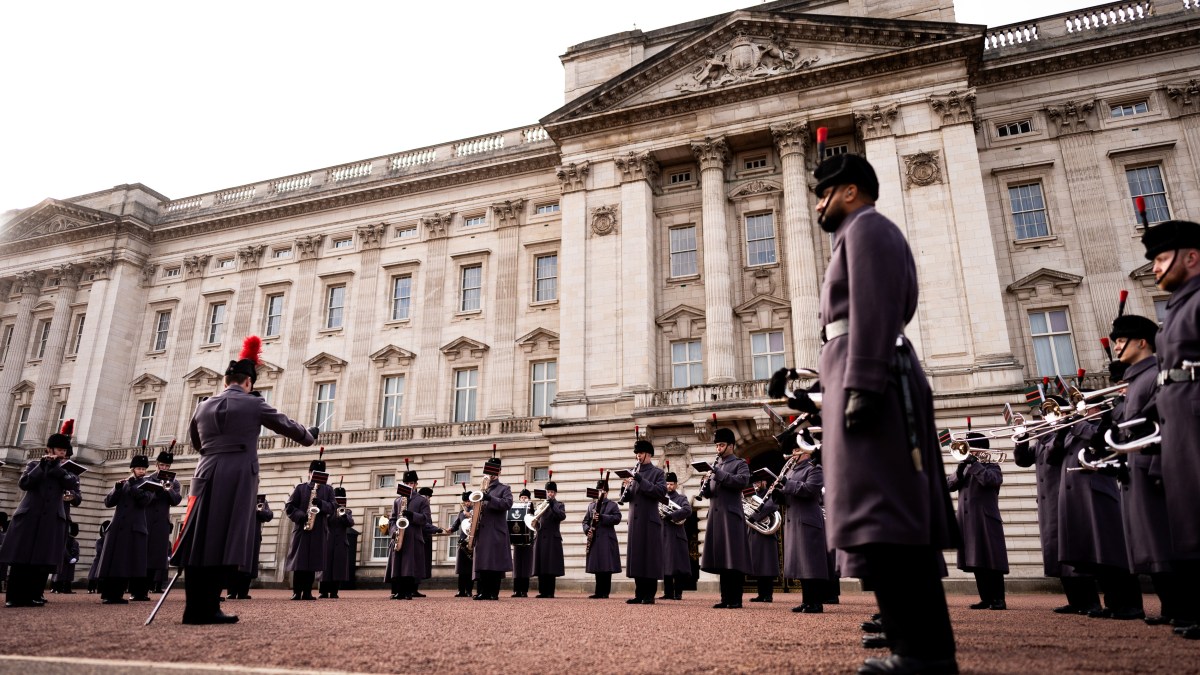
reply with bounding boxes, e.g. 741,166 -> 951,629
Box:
1028,312 -> 1048,335
671,343 -> 685,363
672,364 -> 689,387
1048,310 -> 1069,333
1051,335 -> 1076,373
690,362 -> 703,385
1032,336 -> 1057,377
751,333 -> 766,354
392,276 -> 412,320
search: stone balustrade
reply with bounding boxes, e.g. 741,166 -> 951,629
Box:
453,134 -> 504,157
983,0 -> 1171,53
634,380 -> 771,411
215,185 -> 256,204
271,174 -> 312,194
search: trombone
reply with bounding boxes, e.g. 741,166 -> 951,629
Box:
947,439 -> 1006,464
1077,418 -> 1163,471
1018,385 -> 1127,442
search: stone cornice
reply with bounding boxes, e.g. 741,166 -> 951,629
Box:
977,27 -> 1199,86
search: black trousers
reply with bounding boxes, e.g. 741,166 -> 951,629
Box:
5,564 -> 51,604
662,575 -> 684,599
719,570 -> 744,605
591,572 -> 612,597
476,571 -> 503,598
292,570 -> 316,596
973,569 -> 1006,605
856,544 -> 955,661
536,575 -> 556,597
128,576 -> 150,599
1091,566 -> 1143,612
1149,572 -> 1182,619
318,579 -> 340,596
1061,575 -> 1101,610
183,566 -> 231,620
513,576 -> 529,595
1170,559 -> 1200,623
227,572 -> 254,598
800,578 -> 825,606
101,577 -> 128,601
457,570 -> 474,595
755,576 -> 775,600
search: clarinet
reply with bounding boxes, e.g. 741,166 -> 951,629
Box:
585,492 -> 604,557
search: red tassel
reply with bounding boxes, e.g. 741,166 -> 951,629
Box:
1118,290 -> 1128,318
404,457 -> 410,471
239,335 -> 263,365
318,446 -> 324,460
816,127 -> 828,158
59,419 -> 74,436
548,470 -> 553,478
141,438 -> 147,449
432,480 -> 437,488
967,417 -> 972,431
168,439 -> 176,450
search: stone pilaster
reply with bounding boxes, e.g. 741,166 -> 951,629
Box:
279,237 -> 323,423
62,257 -> 114,446
771,121 -> 821,368
1167,80 -> 1200,213
553,163 -> 589,415
486,201 -> 524,418
0,271 -> 43,442
341,224 -> 387,428
617,152 -> 659,393
155,254 -> 209,442
228,245 -> 265,342
410,214 -> 453,423
691,137 -> 735,384
24,265 -> 82,444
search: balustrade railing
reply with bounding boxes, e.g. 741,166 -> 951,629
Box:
271,174 -> 312,194
634,380 -> 771,410
327,161 -> 373,182
215,185 -> 256,204
454,134 -> 505,157
983,0 -> 1173,54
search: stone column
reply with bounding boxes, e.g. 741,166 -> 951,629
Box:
486,200 -> 525,418
155,254 -> 210,442
410,215 -> 452,424
551,162 -> 590,418
24,265 -> 82,444
62,257 -> 116,450
342,223 -> 387,428
0,271 -> 43,442
279,237 -> 323,422
771,121 -> 822,368
614,151 -> 659,392
228,245 -> 265,342
691,137 -> 736,384
1167,79 -> 1200,217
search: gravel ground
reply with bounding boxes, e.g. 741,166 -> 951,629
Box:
0,590 -> 1195,674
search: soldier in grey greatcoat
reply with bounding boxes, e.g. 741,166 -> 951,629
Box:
96,454 -> 153,604
144,450 -> 182,594
417,485 -> 437,598
1141,220 -> 1200,639
0,427 -> 81,608
471,457 -> 513,601
511,488 -> 535,597
285,458 -> 335,600
946,433 -> 1008,610
745,476 -> 780,604
389,471 -> 430,600
319,486 -> 354,599
171,342 -> 317,623
532,481 -> 566,599
448,492 -> 474,597
620,439 -> 666,605
87,521 -> 109,594
583,479 -> 620,599
226,494 -> 271,600
808,154 -> 957,673
700,427 -> 751,609
773,437 -> 830,614
660,473 -> 691,601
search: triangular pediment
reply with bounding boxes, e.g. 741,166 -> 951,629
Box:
440,336 -> 490,362
370,344 -> 417,366
516,328 -> 560,353
542,12 -> 980,135
183,366 -> 222,383
1130,262 -> 1154,280
10,380 -> 35,395
1006,268 -> 1083,300
303,352 -> 348,373
734,294 -> 791,315
0,199 -> 118,243
656,304 -> 707,340
131,373 -> 167,388
735,294 -> 792,330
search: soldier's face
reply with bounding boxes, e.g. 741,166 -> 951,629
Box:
1153,248 -> 1199,291
715,442 -> 731,456
666,481 -> 676,492
132,467 -> 147,478
156,463 -> 170,472
816,184 -> 852,232
1115,337 -> 1149,364
47,447 -> 67,460
547,490 -> 557,499
636,451 -> 650,464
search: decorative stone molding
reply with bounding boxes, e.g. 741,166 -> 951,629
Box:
295,235 -> 323,260
728,179 -> 782,200
183,366 -> 223,389
355,222 -> 388,249
1129,262 -> 1158,290
87,256 -> 114,282
690,137 -> 730,171
440,336 -> 490,362
1166,79 -> 1199,116
1044,100 -> 1097,135
693,418 -> 713,442
50,384 -> 69,404
613,151 -> 660,184
854,103 -> 899,140
131,373 -> 168,395
734,294 -> 791,330
491,199 -> 527,228
676,32 -> 819,93
10,380 -> 35,406
182,254 -> 211,279
903,151 -> 943,189
0,279 -> 12,299
237,244 -> 266,268
421,212 -> 454,239
589,205 -> 619,237
140,264 -> 158,287
1006,267 -> 1083,300
752,268 -> 774,296
555,161 -> 590,193
656,305 -> 706,340
928,90 -> 977,128
15,270 -> 44,296
770,120 -> 809,157
257,360 -> 284,382
303,352 -> 348,374
51,263 -> 84,289
516,327 -> 560,354
663,439 -> 690,456
369,344 -> 416,368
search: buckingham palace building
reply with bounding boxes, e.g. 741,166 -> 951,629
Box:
1,0 -> 1197,586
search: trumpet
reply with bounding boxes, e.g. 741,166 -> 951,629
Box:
62,489 -> 74,502
336,506 -> 349,518
948,440 -> 1006,464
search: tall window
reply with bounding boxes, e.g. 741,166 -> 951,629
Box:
751,331 -> 786,380
258,389 -> 273,436
745,213 -> 777,266
1,324 -> 14,362
1029,309 -> 1077,377
671,340 -> 703,388
453,368 -> 478,422
391,276 -> 412,321
56,403 -> 67,432
14,407 -> 30,445
446,511 -> 460,561
153,311 -> 171,351
371,514 -> 391,560
1008,183 -> 1050,240
70,314 -> 86,355
1126,165 -> 1170,225
326,285 -> 346,329
530,361 -> 557,417
206,303 -> 226,344
264,294 -> 284,337
669,226 -> 698,277
380,375 -> 405,427
460,265 -> 482,312
135,400 -> 156,444
35,319 -> 51,358
313,382 -> 336,430
1154,299 -> 1168,323
535,255 -> 557,302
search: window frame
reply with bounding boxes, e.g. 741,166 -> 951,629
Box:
530,360 -> 557,417
750,330 -> 786,380
205,302 -> 226,345
462,214 -> 487,229
70,313 -> 86,355
1007,181 -> 1051,241
670,339 -> 703,388
14,406 -> 30,445
391,275 -> 413,321
996,119 -> 1033,138
152,310 -> 171,351
313,381 -> 337,431
1124,163 -> 1171,228
534,254 -> 558,303
1027,308 -> 1078,378
135,399 -> 156,445
0,324 -> 13,363
744,211 -> 778,267
459,264 -> 483,313
534,202 -> 560,215
325,284 -> 347,330
1110,100 -> 1149,119
34,319 -> 51,359
668,225 -> 699,278
370,512 -> 392,561
263,293 -> 285,338
452,368 -> 479,423
380,374 -> 405,428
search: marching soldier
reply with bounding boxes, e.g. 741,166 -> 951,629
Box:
946,433 -> 1009,610
285,455 -> 335,600
319,486 -> 354,599
172,336 -> 317,623
96,454 -> 153,604
746,475 -> 780,604
620,439 -> 666,605
87,521 -> 109,594
1141,220 -> 1200,638
51,522 -> 80,594
806,153 -> 958,673
583,476 -> 620,599
144,448 -> 182,594
388,469 -> 430,600
699,427 -> 751,609
449,490 -> 474,597
532,479 -> 566,599
0,421 -> 82,608
511,487 -> 535,597
471,457 -> 513,601
227,494 -> 272,600
417,485 -> 437,598
659,470 -> 691,601
772,435 -> 831,613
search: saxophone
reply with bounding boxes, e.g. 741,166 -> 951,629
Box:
465,475 -> 491,553
393,494 -> 409,553
303,481 -> 320,531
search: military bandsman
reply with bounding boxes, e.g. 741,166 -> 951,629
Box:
470,457 -> 513,601
699,427 -> 752,610
532,479 -> 566,599
659,471 -> 691,601
583,476 -> 620,600
96,454 -> 153,604
620,439 -> 666,605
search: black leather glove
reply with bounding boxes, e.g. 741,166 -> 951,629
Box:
402,509 -> 413,519
770,488 -> 784,504
844,389 -> 882,432
481,492 -> 491,502
956,461 -> 967,478
307,426 -> 321,439
964,454 -> 979,465
776,476 -> 788,488
1108,360 -> 1128,383
767,368 -> 793,399
809,448 -> 822,466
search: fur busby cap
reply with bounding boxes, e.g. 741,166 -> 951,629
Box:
68,521 -> 79,537
966,431 -> 990,451
461,491 -> 472,502
483,457 -> 503,477
519,488 -> 532,498
1142,220 -> 1200,260
130,455 -> 150,469
334,486 -> 347,497
713,427 -> 736,445
402,470 -> 419,484
1110,314 -> 1159,349
100,520 -> 110,533
46,419 -> 74,456
418,486 -> 434,497
155,451 -> 174,466
665,472 -> 679,483
226,335 -> 263,384
812,153 -> 879,200
634,439 -> 654,456
544,481 -> 557,492
595,479 -> 610,491
309,460 -> 327,473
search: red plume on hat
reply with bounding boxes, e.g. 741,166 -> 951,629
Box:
240,335 -> 263,365
60,419 -> 74,437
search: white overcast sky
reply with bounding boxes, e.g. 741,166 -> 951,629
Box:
1,0 -> 1098,214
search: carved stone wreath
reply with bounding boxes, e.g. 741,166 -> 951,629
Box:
590,205 -> 619,237
903,151 -> 942,189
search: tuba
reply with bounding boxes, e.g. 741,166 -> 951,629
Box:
741,488 -> 783,536
525,498 -> 551,532
658,495 -> 685,524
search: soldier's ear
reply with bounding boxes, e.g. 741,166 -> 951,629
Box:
844,184 -> 857,202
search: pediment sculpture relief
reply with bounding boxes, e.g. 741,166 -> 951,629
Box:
677,32 -> 819,93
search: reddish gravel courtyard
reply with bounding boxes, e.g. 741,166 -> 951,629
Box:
0,590 -> 1195,674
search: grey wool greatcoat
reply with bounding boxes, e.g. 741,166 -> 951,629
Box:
472,481 -> 514,575
1113,356 -> 1173,573
323,507 -> 354,583
423,520 -> 439,580
583,498 -> 621,574
621,462 -> 666,579
699,453 -> 751,574
1155,274 -> 1200,559
779,458 -> 830,580
251,500 -> 273,578
746,488 -> 780,578
389,492 -> 430,579
1014,433 -> 1075,577
449,509 -> 472,575
95,476 -> 153,578
0,458 -> 82,567
532,499 -> 566,577
946,461 -> 1009,573
284,482 -> 337,573
144,471 -> 182,573
661,491 -> 692,577
1058,424 -> 1129,571
87,533 -> 105,583
172,387 -> 315,572
816,206 -> 957,579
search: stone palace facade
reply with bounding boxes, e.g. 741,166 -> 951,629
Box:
1,0 -> 1197,585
